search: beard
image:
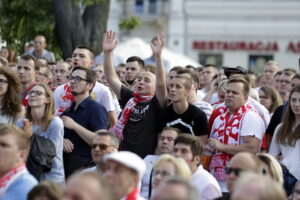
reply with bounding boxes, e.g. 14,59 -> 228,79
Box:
71,90 -> 86,96
126,79 -> 135,85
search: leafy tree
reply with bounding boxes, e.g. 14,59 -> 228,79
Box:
0,0 -> 110,59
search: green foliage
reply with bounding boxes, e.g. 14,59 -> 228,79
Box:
74,0 -> 104,6
0,0 -> 59,56
119,16 -> 141,31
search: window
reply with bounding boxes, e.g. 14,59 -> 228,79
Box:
149,0 -> 157,14
199,54 -> 223,68
249,55 -> 273,74
135,0 -> 144,14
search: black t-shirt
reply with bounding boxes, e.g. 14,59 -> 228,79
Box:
161,103 -> 208,136
119,85 -> 162,158
266,105 -> 285,136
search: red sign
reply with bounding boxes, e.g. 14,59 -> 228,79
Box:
287,42 -> 300,53
193,41 -> 279,51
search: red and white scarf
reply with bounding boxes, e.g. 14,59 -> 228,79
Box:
0,163 -> 26,198
109,93 -> 153,139
56,83 -> 75,116
209,104 -> 250,181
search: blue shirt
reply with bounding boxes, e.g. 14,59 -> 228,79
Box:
62,96 -> 108,159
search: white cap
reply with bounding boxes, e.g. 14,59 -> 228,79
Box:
103,151 -> 146,179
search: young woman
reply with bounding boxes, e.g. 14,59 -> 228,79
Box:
259,86 -> 283,116
18,83 -> 65,184
0,67 -> 23,124
269,85 -> 300,196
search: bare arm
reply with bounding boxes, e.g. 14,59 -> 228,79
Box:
103,30 -> 122,99
151,34 -> 167,108
107,110 -> 118,127
208,135 -> 261,155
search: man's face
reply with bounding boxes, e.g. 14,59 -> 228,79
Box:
168,78 -> 189,103
0,134 -> 23,176
116,66 -> 126,82
72,48 -> 93,68
157,130 -> 177,154
34,36 -> 46,51
152,182 -> 188,200
16,58 -> 36,85
94,65 -> 104,83
125,61 -> 141,83
278,74 -> 292,94
54,63 -> 70,86
103,160 -> 137,199
63,175 -> 104,200
225,82 -> 247,113
134,72 -> 156,95
35,67 -> 50,85
91,135 -> 117,164
202,66 -> 216,85
166,70 -> 177,86
174,143 -> 194,168
264,65 -> 277,82
70,69 -> 91,96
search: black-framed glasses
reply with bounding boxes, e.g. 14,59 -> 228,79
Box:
0,79 -> 8,85
91,144 -> 114,150
225,167 -> 244,176
38,71 -> 48,78
69,76 -> 88,83
28,90 -> 45,96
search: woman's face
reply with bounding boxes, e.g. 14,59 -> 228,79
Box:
290,91 -> 300,116
28,85 -> 50,107
153,161 -> 176,188
0,74 -> 8,97
0,48 -> 9,59
259,90 -> 272,112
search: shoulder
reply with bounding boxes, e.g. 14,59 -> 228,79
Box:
93,82 -> 110,93
49,116 -> 64,126
54,83 -> 67,94
7,171 -> 37,194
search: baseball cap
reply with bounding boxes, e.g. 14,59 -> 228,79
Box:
223,66 -> 248,78
103,151 -> 146,179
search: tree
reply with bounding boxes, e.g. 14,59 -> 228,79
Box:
0,0 -> 110,59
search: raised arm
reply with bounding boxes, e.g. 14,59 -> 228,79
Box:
103,30 -> 122,99
151,33 -> 167,108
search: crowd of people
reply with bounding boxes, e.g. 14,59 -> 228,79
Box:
0,31 -> 300,200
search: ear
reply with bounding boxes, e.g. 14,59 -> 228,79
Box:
45,96 -> 51,104
89,60 -> 94,68
87,82 -> 94,91
19,149 -> 29,162
193,155 -> 201,166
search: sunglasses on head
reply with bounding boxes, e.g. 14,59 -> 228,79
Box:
225,167 -> 244,176
91,144 -> 114,150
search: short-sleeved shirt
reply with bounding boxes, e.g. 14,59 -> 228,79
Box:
161,104 -> 208,136
119,86 -> 162,158
62,96 -> 108,160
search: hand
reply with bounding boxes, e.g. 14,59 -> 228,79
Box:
103,30 -> 118,53
207,138 -> 223,151
150,33 -> 165,57
63,139 -> 74,153
23,118 -> 33,138
61,116 -> 76,130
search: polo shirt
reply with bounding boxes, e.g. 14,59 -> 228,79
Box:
62,96 -> 108,159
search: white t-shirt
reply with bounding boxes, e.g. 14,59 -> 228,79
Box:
269,123 -> 300,180
54,81 -> 115,115
140,155 -> 159,199
193,100 -> 213,120
191,165 -> 222,200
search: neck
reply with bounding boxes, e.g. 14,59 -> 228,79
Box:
31,107 -> 45,125
228,108 -> 238,115
294,115 -> 300,124
21,82 -> 34,94
173,100 -> 189,114
188,91 -> 198,103
34,49 -> 43,56
191,164 -> 198,174
74,93 -> 89,107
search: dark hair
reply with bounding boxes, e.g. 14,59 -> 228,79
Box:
177,68 -> 200,90
228,74 -> 250,96
204,64 -> 216,68
274,70 -> 283,77
277,85 -> 300,146
75,45 -> 95,60
174,134 -> 204,163
259,86 -> 283,113
292,73 -> 300,81
20,54 -> 38,70
28,181 -> 63,200
95,131 -> 120,147
72,66 -> 96,85
126,56 -> 145,69
0,67 -> 22,118
0,124 -> 29,150
170,66 -> 184,73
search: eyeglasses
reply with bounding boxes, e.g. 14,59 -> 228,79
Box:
224,167 -> 244,176
28,90 -> 45,96
91,144 -> 114,150
278,80 -> 290,84
0,79 -> 8,85
38,71 -> 48,78
69,76 -> 88,83
159,136 -> 175,142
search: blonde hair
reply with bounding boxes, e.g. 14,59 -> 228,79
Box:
257,153 -> 283,185
153,154 -> 191,181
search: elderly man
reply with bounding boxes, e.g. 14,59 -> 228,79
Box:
103,151 -> 146,200
0,124 -> 37,200
207,74 -> 265,192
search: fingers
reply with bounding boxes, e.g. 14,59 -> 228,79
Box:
63,139 -> 74,153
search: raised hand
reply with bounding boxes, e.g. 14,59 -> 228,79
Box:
103,30 -> 118,53
23,118 -> 33,137
150,33 -> 165,57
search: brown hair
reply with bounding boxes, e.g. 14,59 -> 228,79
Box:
75,45 -> 95,60
25,84 -> 54,131
0,67 -> 22,118
0,124 -> 29,150
228,74 -> 250,96
28,181 -> 63,200
277,85 -> 300,146
259,86 -> 283,113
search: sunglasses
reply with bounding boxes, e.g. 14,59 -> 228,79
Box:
28,90 -> 45,96
224,167 -> 244,176
91,144 -> 114,150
